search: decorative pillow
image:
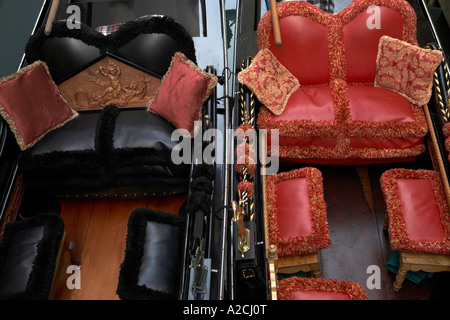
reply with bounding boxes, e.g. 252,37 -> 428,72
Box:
374,36 -> 442,106
237,48 -> 300,115
147,52 -> 218,135
0,61 -> 78,150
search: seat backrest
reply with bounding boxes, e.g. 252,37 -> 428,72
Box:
25,15 -> 196,83
339,0 -> 417,84
257,0 -> 417,85
257,3 -> 332,85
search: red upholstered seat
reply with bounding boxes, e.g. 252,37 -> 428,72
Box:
275,85 -> 335,122
264,167 -> 330,257
380,169 -> 450,254
278,277 -> 368,300
255,0 -> 429,164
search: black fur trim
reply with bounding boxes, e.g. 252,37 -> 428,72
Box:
0,213 -> 64,300
179,164 -> 216,217
185,190 -> 212,215
95,105 -> 121,154
191,164 -> 216,181
190,176 -> 213,194
117,208 -> 185,300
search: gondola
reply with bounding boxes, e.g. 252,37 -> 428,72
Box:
0,0 -> 448,304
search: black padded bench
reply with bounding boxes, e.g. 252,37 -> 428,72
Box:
116,164 -> 215,300
0,213 -> 64,300
117,208 -> 186,300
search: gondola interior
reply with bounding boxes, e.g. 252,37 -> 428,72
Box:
0,0 -> 449,302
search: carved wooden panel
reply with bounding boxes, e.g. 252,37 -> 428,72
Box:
58,56 -> 161,111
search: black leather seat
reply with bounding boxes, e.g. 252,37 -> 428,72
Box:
0,213 -> 64,300
19,15 -> 201,197
117,208 -> 185,300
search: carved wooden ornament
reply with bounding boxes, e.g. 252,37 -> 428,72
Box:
58,56 -> 161,111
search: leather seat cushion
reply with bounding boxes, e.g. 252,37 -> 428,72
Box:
0,213 -> 64,300
117,208 -> 185,300
31,112 -> 99,155
18,106 -> 190,195
110,108 -> 191,178
265,167 -> 330,257
275,85 -> 335,122
381,169 -> 450,254
258,84 -> 428,164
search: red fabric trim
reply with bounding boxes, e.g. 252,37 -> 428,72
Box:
445,137 -> 450,156
267,144 -> 425,163
443,122 -> 450,138
235,123 -> 255,143
380,169 -> 450,254
278,277 -> 368,300
237,180 -> 254,199
279,155 -> 418,166
265,167 -> 330,256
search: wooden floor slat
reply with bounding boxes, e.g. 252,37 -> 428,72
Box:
71,198 -> 147,300
146,194 -> 187,214
59,199 -> 94,265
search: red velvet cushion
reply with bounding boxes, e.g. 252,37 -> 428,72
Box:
265,167 -> 330,256
147,52 -> 218,135
237,49 -> 300,115
374,36 -> 442,106
278,277 -> 368,300
0,61 -> 78,150
381,169 -> 450,254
